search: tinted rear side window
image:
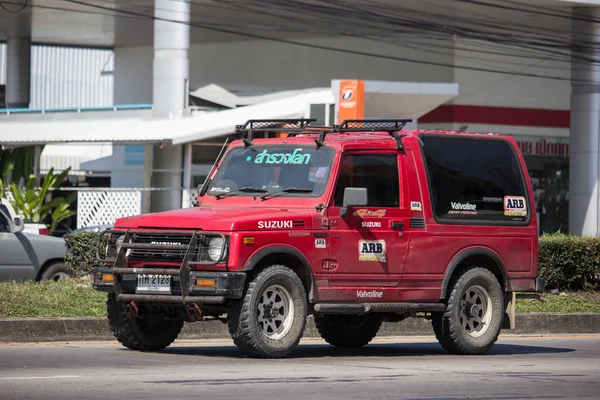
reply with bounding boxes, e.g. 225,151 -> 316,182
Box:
420,135 -> 529,224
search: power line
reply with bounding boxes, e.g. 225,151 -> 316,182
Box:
58,0 -> 591,83
0,0 -> 593,81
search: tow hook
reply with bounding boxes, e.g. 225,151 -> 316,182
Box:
186,303 -> 203,322
124,301 -> 139,318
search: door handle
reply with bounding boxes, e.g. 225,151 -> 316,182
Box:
391,221 -> 405,230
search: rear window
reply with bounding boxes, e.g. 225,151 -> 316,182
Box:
420,135 -> 529,224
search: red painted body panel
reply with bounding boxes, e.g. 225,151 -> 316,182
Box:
113,129 -> 540,303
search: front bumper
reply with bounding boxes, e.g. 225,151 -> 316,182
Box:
93,267 -> 246,304
93,229 -> 244,305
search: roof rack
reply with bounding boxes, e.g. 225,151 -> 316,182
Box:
336,118 -> 412,132
233,118 -> 411,149
234,119 -> 317,146
329,118 -> 412,150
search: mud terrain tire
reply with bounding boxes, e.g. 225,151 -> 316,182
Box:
314,314 -> 382,348
227,265 -> 307,358
433,267 -> 504,355
106,293 -> 183,351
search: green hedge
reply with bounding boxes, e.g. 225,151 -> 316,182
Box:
64,232 -> 104,277
539,233 -> 600,291
63,231 -> 600,291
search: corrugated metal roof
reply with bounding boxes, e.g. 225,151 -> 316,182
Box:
0,43 -> 113,108
0,89 -> 334,145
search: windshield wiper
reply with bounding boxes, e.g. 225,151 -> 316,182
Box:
215,186 -> 268,199
261,187 -> 313,200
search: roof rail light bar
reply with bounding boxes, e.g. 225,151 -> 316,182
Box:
234,119 -> 317,146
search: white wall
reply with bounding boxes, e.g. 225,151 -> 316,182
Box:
113,46 -> 153,105
453,39 -> 570,110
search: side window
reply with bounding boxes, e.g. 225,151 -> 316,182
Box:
334,153 -> 399,207
0,206 -> 10,233
420,135 -> 528,223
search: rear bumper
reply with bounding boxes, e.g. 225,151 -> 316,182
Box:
93,266 -> 246,304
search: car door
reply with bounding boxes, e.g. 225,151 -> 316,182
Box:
0,207 -> 35,281
327,151 -> 410,288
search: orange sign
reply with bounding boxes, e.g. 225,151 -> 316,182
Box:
337,79 -> 365,124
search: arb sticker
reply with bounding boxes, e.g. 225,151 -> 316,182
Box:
410,201 -> 422,211
315,238 -> 326,249
504,196 -> 527,216
358,240 -> 386,262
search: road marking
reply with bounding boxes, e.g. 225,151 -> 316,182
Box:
0,375 -> 81,380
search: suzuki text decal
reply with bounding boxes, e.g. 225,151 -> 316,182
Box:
258,220 -> 293,229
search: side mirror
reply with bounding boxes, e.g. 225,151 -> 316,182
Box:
340,187 -> 368,217
12,217 -> 24,233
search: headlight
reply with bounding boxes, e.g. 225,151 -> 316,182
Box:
113,235 -> 131,258
115,235 -> 125,254
208,237 -> 226,262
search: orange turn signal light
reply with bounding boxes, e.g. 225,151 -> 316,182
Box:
243,237 -> 254,246
101,273 -> 114,283
195,279 -> 216,287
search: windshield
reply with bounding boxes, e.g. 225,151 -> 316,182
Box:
207,145 -> 334,198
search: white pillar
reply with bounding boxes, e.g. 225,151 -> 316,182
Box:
5,36 -> 31,108
181,143 -> 193,208
150,0 -> 190,212
570,6 -> 600,236
153,0 -> 190,119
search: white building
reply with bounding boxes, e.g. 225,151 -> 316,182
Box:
0,0 -> 597,235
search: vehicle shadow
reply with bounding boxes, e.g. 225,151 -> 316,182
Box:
155,340 -> 575,359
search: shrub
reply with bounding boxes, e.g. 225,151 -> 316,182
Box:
538,233 -> 600,291
64,231 -> 104,277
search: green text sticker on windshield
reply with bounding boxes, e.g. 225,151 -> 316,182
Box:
247,148 -> 311,165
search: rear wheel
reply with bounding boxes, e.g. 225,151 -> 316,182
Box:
106,294 -> 183,351
227,265 -> 307,358
314,313 -> 382,348
433,267 -> 504,355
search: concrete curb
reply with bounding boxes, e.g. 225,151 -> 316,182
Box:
1,313 -> 599,343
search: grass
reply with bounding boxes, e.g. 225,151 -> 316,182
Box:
0,278 -> 107,318
0,278 -> 599,317
516,291 -> 600,313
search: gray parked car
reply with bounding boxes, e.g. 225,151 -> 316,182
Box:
0,207 -> 69,282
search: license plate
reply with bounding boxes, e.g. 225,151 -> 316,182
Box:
136,274 -> 172,294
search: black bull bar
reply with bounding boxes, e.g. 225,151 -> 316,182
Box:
94,229 -> 244,304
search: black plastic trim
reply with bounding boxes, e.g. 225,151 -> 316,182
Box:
439,247 -> 509,299
243,245 -> 316,300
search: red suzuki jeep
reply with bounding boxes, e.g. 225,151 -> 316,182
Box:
93,118 -> 543,358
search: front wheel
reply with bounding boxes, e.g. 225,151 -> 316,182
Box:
227,265 -> 307,358
106,294 -> 184,351
433,267 -> 504,355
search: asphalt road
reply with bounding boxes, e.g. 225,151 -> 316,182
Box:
0,335 -> 599,400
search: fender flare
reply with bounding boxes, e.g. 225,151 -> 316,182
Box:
439,247 -> 509,299
243,245 -> 316,300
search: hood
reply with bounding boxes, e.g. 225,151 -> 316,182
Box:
114,205 -> 316,232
